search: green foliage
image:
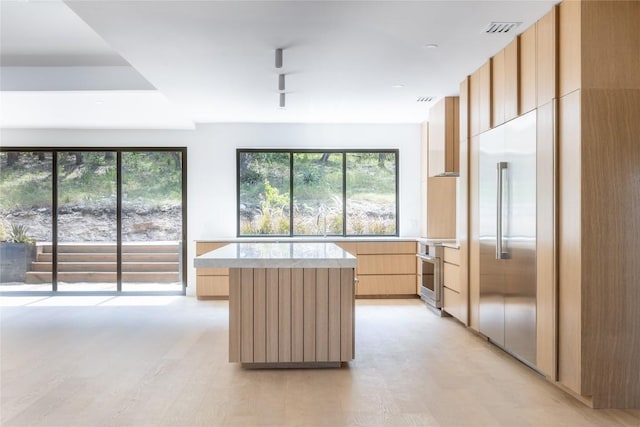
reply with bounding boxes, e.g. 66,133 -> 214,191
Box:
6,223 -> 33,243
0,151 -> 182,212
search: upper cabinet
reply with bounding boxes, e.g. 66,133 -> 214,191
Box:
537,7 -> 558,107
519,24 -> 537,114
470,60 -> 492,137
492,38 -> 519,127
427,96 -> 460,177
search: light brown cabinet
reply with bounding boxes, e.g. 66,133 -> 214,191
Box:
353,241 -> 417,297
426,177 -> 456,239
519,24 -> 537,114
195,242 -> 229,299
427,96 -> 459,177
492,38 -> 519,128
536,7 -> 557,107
442,246 -> 466,324
469,61 -> 492,136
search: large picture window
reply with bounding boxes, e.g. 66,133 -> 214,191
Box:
237,149 -> 398,237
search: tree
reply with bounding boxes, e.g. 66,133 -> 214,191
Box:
6,152 -> 18,167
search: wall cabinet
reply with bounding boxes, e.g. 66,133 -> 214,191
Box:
426,177 -> 456,239
492,38 -> 519,128
536,7 -> 558,107
519,24 -> 537,114
470,61 -> 492,136
427,96 -> 459,176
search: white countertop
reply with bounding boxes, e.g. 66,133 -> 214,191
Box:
194,242 -> 357,269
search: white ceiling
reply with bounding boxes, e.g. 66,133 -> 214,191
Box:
0,0 -> 559,128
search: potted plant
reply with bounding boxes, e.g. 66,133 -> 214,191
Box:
0,223 -> 37,283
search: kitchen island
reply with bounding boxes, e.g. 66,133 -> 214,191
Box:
194,242 -> 357,368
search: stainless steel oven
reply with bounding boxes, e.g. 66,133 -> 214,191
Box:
417,245 -> 444,309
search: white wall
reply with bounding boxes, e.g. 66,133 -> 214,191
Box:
1,123 -> 421,295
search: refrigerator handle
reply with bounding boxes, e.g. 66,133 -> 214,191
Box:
496,161 -> 508,260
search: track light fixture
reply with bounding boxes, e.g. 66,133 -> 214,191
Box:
279,93 -> 285,108
275,48 -> 283,69
279,74 -> 285,91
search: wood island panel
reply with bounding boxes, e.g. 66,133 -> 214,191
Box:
229,267 -> 355,365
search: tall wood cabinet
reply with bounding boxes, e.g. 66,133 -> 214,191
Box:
555,0 -> 640,409
461,0 -> 640,409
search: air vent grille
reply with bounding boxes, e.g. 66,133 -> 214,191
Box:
416,96 -> 435,103
483,22 -> 521,34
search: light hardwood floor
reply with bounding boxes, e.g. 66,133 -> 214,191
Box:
1,297 -> 639,426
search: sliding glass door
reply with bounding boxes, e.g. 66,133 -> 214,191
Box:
0,148 -> 186,295
121,151 -> 183,292
57,151 -> 117,292
0,151 -> 53,292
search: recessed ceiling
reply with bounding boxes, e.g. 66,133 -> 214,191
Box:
0,0 -> 559,128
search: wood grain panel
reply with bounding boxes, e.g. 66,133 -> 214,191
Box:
315,269 -> 329,362
470,68 -> 481,137
458,78 -> 470,326
443,263 -> 461,293
357,254 -> 417,275
421,121 -> 429,182
492,48 -> 506,128
443,287 -> 464,322
504,38 -> 519,121
291,268 -> 304,362
581,89 -> 640,408
428,96 -> 446,177
581,1 -> 640,90
303,268 -> 316,362
228,268 -> 241,362
356,274 -> 416,296
278,268 -> 292,362
520,24 -> 537,114
459,77 -> 470,142
452,97 -> 460,170
469,135 -> 481,330
536,100 -> 557,379
328,269 -> 341,361
240,268 -> 254,362
537,6 -> 558,107
195,276 -> 229,298
443,247 -> 460,265
479,60 -> 492,133
340,268 -> 354,361
195,267 -> 228,276
427,177 -> 457,239
356,241 -> 416,255
265,269 -> 279,363
195,242 -> 228,255
559,0 -> 581,97
557,90 -> 582,394
335,242 -> 357,256
252,269 -> 266,363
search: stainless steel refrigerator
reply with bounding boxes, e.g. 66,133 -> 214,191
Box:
479,110 -> 537,367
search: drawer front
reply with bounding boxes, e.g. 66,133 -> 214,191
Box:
335,242 -> 358,256
197,275 -> 229,297
443,262 -> 461,293
443,287 -> 463,321
443,247 -> 461,265
356,241 -> 416,255
196,242 -> 229,256
356,275 -> 417,296
358,254 -> 417,275
196,267 -> 229,276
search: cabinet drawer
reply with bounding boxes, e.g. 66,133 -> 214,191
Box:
197,275 -> 229,298
356,275 -> 416,296
196,267 -> 229,276
356,241 -> 416,255
443,247 -> 460,265
443,262 -> 461,293
358,254 -> 417,275
443,287 -> 464,321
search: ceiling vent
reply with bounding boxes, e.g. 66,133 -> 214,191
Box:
416,96 -> 435,103
483,22 -> 521,34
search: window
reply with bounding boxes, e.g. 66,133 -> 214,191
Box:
237,149 -> 398,236
0,148 -> 186,294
